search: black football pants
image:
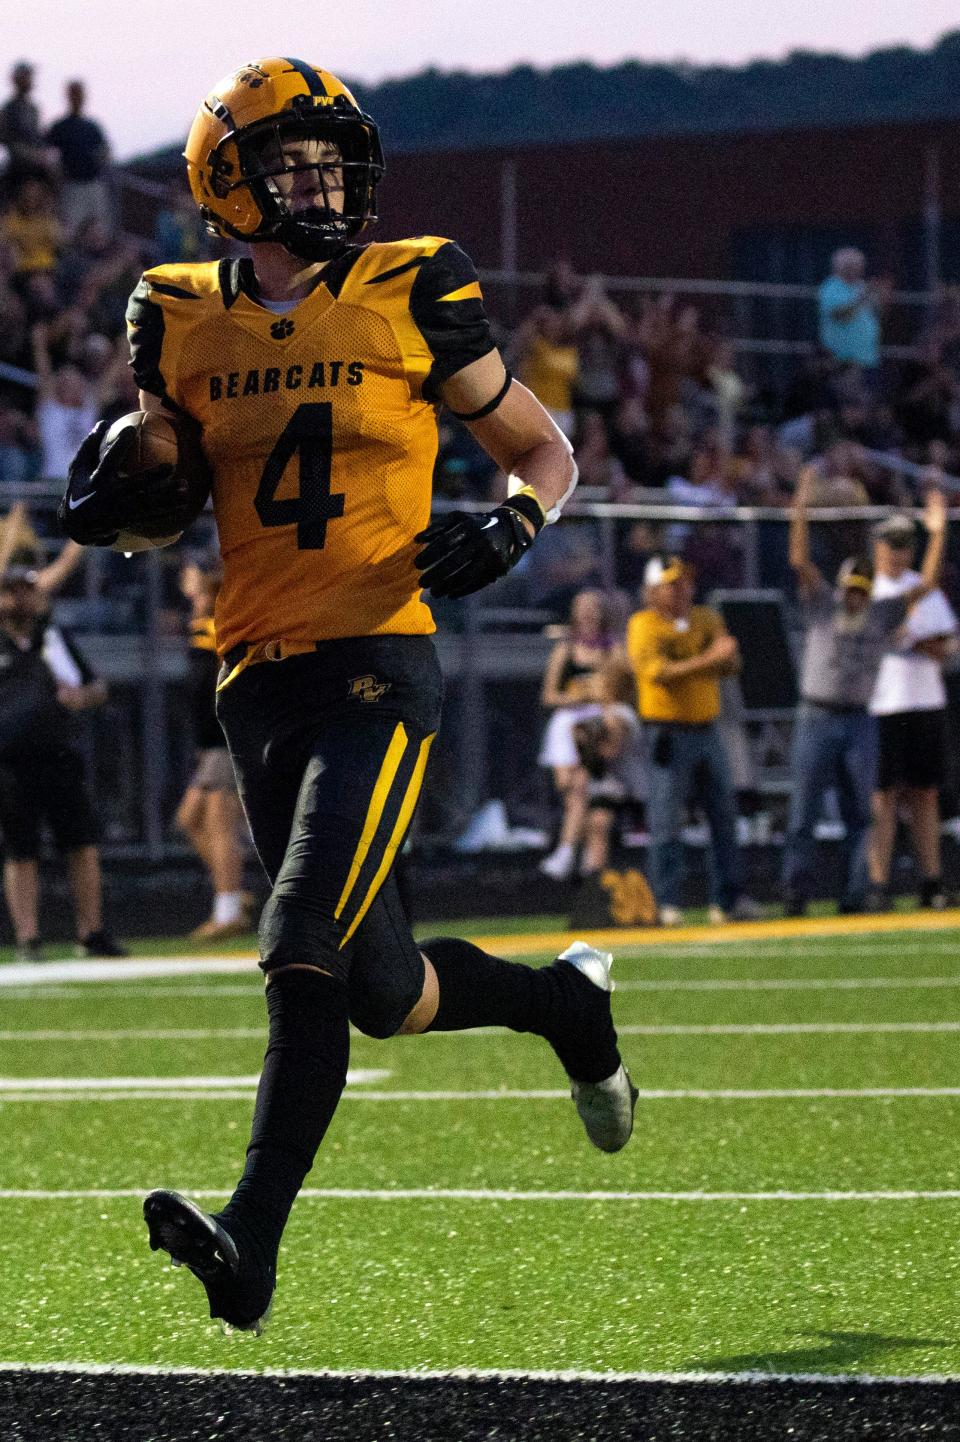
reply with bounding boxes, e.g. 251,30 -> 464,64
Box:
216,636 -> 442,1037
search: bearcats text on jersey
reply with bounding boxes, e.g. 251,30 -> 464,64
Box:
209,360 -> 365,401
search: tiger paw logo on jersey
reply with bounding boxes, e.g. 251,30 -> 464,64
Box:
270,319 -> 295,339
348,674 -> 391,703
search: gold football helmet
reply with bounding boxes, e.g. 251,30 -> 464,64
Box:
184,58 -> 384,260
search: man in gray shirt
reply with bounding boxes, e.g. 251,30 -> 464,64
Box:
782,474 -> 947,915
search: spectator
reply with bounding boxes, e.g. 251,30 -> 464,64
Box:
708,340 -> 750,451
153,181 -> 208,265
542,256 -> 580,314
608,396 -> 652,486
625,555 -> 758,926
0,543 -> 125,961
895,339 -> 960,452
664,438 -> 737,561
175,556 -> 253,939
818,247 -> 890,374
512,305 -> 579,437
729,425 -> 795,506
568,700 -> 642,879
538,589 -> 628,879
573,411 -> 627,497
640,295 -> 714,438
782,473 -> 947,915
76,232 -> 144,335
55,215 -> 116,307
0,396 -> 37,483
781,347 -> 840,426
568,276 -> 628,420
867,507 -> 959,911
794,445 -> 871,583
0,238 -> 31,373
45,81 -> 111,239
0,62 -> 50,183
0,175 -> 61,276
31,321 -> 98,480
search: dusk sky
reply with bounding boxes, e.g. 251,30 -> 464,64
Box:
6,0 -> 959,158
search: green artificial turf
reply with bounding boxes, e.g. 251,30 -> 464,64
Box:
1,922 -> 960,1376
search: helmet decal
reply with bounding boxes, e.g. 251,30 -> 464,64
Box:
184,58 -> 384,260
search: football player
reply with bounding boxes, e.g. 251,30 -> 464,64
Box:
59,59 -> 636,1334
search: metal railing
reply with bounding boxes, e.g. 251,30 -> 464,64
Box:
5,491 -> 958,854
477,267 -> 937,368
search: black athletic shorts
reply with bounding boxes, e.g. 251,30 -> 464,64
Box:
876,708 -> 946,790
216,635 -> 443,1018
0,748 -> 100,859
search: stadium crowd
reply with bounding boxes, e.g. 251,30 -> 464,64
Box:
1,58 -> 959,618
1,59 -> 960,929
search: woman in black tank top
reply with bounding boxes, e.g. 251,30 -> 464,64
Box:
538,589 -> 632,879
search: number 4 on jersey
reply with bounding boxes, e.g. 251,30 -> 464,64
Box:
254,402 -> 344,550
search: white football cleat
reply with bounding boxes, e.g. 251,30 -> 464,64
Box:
559,942 -> 638,1153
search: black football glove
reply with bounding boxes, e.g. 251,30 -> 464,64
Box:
58,419 -> 194,545
415,503 -> 538,600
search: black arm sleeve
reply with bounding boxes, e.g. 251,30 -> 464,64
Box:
125,278 -> 173,405
409,242 -> 496,402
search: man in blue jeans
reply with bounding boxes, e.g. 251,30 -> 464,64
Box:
783,473 -> 947,915
627,555 -> 759,927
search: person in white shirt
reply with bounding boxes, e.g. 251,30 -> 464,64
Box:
30,322 -> 125,480
867,512 -> 959,909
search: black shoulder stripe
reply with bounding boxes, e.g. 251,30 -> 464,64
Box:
126,278 -> 167,401
366,256 -> 428,285
408,242 -> 495,402
320,247 -> 363,300
126,277 -> 192,418
219,257 -> 243,309
149,282 -> 201,301
282,58 -> 327,96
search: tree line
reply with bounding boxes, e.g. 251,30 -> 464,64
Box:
346,32 -> 960,152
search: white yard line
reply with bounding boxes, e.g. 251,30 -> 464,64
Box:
0,985 -> 263,1000
0,957 -> 261,987
617,1021 -> 960,1035
0,1069 -> 388,1092
5,1021 -> 960,1042
0,1029 -> 266,1041
0,1360 -> 957,1384
2,1186 -> 960,1203
615,976 -> 960,992
3,1081 -> 960,1101
8,976 -> 960,1003
617,941 -> 960,959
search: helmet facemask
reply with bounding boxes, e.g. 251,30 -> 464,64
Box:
218,101 -> 384,260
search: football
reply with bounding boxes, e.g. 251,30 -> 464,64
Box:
103,409 -> 212,551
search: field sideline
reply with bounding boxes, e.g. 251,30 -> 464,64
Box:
3,911 -> 960,1437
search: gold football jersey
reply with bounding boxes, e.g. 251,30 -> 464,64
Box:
126,237 -> 495,655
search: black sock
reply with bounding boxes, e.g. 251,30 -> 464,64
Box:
218,969 -> 350,1267
920,877 -> 944,905
422,936 -> 620,1084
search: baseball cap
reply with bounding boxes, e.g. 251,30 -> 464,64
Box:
873,514 -> 915,547
643,554 -> 688,588
836,555 -> 874,592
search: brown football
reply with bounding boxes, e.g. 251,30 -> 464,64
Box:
102,410 -> 211,551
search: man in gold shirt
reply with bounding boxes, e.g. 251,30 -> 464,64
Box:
627,555 -> 757,926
